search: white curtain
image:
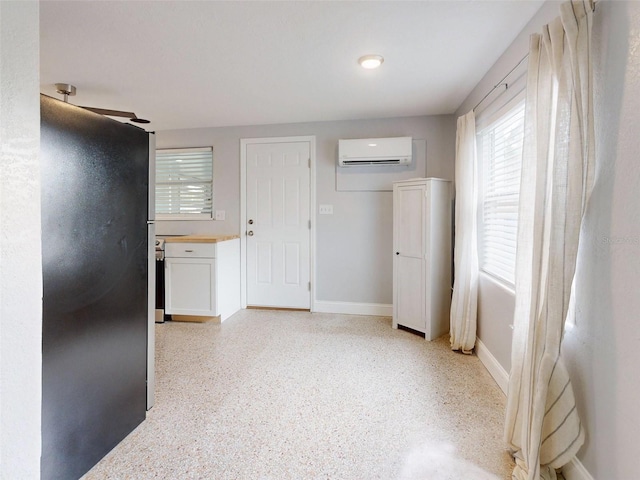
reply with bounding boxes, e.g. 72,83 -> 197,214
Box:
450,111 -> 478,354
505,1 -> 594,479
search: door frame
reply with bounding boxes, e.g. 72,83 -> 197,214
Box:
240,135 -> 316,311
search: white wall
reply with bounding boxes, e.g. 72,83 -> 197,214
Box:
457,1 -> 640,478
0,0 -> 42,477
157,115 -> 456,305
476,275 -> 515,372
562,1 -> 640,478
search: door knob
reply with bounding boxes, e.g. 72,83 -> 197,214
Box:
248,231 -> 254,236
248,219 -> 254,225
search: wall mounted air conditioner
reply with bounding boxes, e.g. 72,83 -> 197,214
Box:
338,136 -> 413,167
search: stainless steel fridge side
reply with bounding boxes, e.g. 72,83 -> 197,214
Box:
147,133 -> 156,411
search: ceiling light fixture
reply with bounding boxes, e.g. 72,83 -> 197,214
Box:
54,83 -> 150,124
358,55 -> 384,69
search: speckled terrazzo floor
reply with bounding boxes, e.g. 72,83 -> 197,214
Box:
82,310 -> 514,479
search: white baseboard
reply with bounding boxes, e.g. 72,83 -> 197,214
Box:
313,301 -> 392,317
562,457 -> 594,480
475,337 -> 509,395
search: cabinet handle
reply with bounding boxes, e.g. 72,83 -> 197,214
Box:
247,231 -> 254,236
185,249 -> 194,253
396,252 -> 400,255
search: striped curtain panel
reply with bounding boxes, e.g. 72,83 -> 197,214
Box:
504,1 -> 595,479
450,111 -> 479,354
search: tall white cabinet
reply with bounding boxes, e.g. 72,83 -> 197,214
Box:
393,178 -> 452,340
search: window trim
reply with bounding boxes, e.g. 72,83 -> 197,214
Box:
155,146 -> 214,221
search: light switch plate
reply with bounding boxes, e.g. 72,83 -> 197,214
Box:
215,210 -> 226,221
319,204 -> 333,215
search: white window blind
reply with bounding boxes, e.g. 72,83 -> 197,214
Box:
155,147 -> 213,219
477,100 -> 525,285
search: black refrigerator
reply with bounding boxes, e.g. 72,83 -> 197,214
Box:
40,94 -> 152,479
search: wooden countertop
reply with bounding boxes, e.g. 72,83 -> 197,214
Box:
163,234 -> 240,243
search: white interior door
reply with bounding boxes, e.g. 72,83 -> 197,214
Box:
245,140 -> 311,308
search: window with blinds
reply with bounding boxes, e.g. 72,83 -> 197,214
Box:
477,100 -> 525,285
155,147 -> 213,219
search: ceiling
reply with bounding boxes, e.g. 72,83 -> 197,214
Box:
39,1 -> 544,131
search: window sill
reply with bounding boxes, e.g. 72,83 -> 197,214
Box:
479,270 -> 515,295
156,215 -> 213,221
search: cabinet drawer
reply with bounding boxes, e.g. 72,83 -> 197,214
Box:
165,242 -> 216,258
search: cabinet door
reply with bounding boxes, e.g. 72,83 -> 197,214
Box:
394,184 -> 426,333
165,258 -> 217,316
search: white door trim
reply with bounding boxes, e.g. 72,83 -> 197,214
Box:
240,136 -> 316,311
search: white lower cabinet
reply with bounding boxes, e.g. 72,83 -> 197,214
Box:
393,178 -> 452,340
165,239 -> 240,321
166,257 -> 216,316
